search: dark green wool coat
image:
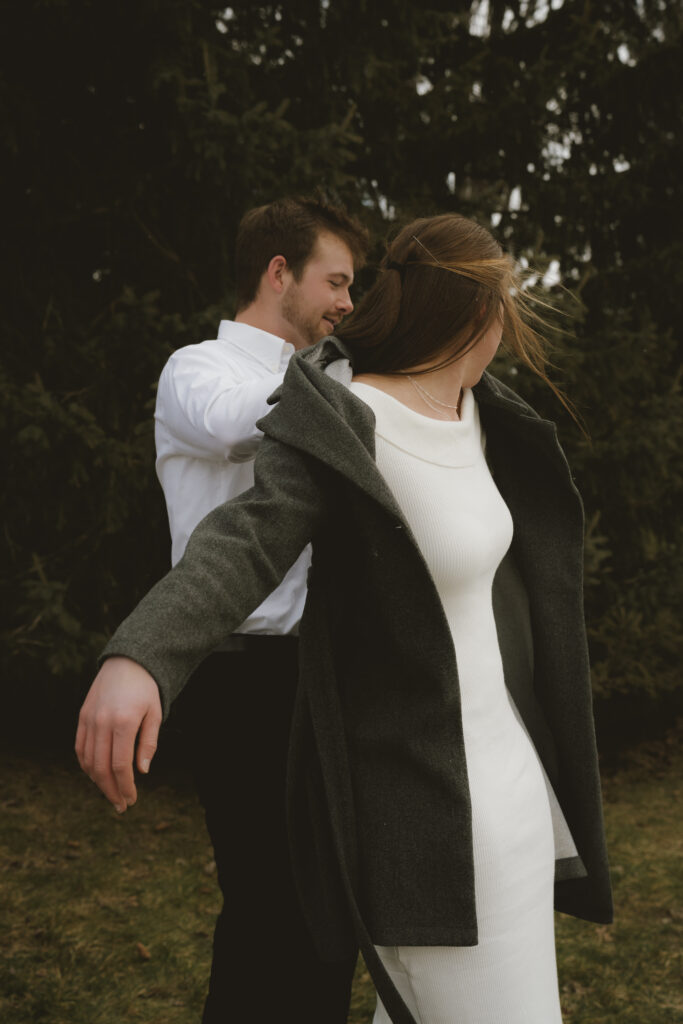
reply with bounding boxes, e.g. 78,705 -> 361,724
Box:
103,337 -> 612,1024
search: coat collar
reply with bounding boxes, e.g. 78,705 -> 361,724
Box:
300,334 -> 553,426
258,335 -> 571,516
259,337 -> 406,522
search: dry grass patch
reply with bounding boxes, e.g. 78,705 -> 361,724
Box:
1,725 -> 680,1023
0,759 -> 215,1023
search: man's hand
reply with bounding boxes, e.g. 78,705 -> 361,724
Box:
75,657 -> 162,813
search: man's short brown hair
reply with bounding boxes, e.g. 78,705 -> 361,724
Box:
235,196 -> 369,311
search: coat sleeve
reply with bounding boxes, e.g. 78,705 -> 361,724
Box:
100,435 -> 323,716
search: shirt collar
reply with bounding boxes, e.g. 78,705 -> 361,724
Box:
217,319 -> 295,373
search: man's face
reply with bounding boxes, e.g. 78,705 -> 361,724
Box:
280,232 -> 355,349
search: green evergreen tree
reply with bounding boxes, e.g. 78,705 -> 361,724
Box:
2,0 -> 680,737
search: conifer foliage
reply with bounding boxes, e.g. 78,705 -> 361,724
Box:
2,1 -> 681,730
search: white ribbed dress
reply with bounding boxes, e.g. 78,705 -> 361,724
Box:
349,381 -> 564,1024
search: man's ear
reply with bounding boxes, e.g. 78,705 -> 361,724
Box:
265,254 -> 288,295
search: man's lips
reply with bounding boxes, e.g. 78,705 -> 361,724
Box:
323,316 -> 338,331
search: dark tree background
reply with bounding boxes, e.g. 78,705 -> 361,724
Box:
1,0 -> 681,747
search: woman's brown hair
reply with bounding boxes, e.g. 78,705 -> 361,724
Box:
336,213 -> 572,416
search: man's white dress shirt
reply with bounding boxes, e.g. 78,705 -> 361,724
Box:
155,319 -> 310,636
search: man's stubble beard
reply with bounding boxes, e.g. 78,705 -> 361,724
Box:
281,286 -> 325,348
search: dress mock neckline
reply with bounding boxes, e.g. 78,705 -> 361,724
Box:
349,381 -> 480,468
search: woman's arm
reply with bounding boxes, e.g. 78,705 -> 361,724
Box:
75,434 -> 323,810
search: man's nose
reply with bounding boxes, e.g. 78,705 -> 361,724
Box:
337,289 -> 353,315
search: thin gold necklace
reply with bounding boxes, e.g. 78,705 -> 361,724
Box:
406,375 -> 462,420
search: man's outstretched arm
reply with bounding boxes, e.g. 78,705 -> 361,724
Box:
75,657 -> 162,812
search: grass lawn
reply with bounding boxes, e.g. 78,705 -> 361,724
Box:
0,726 -> 680,1024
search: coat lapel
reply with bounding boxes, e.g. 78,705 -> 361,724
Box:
474,372 -> 581,496
259,338 -> 411,525
262,338 -> 579,516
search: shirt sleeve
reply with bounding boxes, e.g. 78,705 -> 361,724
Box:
100,434 -> 322,716
156,347 -> 286,461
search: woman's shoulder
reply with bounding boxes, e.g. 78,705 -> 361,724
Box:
475,371 -> 543,421
257,341 -> 377,457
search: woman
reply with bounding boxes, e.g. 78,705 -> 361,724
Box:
99,214 -> 612,1023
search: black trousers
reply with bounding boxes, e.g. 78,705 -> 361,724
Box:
174,643 -> 358,1023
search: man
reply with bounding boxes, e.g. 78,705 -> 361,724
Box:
76,196 -> 369,1022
